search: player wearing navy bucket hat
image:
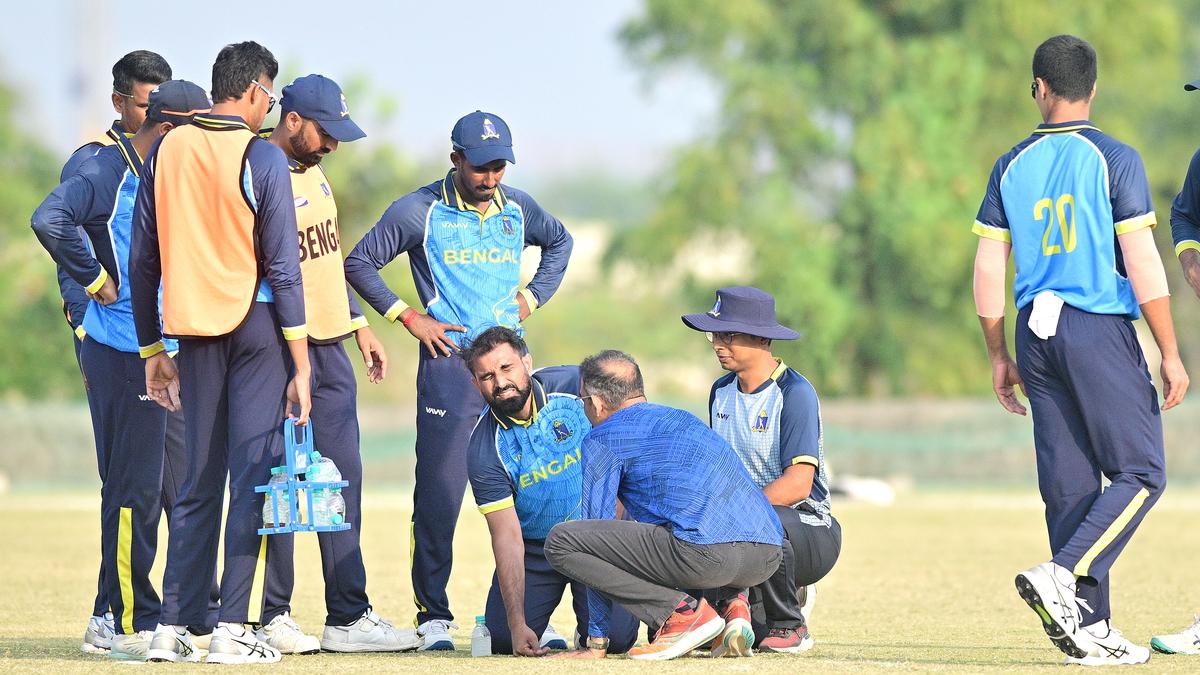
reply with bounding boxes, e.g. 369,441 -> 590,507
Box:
683,287 -> 840,655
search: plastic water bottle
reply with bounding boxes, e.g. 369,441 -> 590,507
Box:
262,467 -> 290,526
327,489 -> 346,526
470,616 -> 490,656
307,452 -> 342,526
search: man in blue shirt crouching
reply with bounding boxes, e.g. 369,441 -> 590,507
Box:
544,350 -> 783,661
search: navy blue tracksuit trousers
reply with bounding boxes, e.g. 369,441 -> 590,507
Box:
82,337 -> 166,634
411,348 -> 483,623
483,539 -> 639,654
264,341 -> 371,626
1016,303 -> 1166,624
159,302 -> 292,626
76,331 -> 109,621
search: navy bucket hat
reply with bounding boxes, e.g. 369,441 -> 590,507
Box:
681,286 -> 800,340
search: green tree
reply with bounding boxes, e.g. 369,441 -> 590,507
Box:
0,77 -> 83,398
618,0 -> 1200,395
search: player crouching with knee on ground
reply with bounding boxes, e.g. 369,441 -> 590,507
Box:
462,326 -> 639,656
683,286 -> 842,654
543,350 -> 784,661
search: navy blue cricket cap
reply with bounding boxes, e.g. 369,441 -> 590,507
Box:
451,111 -> 515,166
146,80 -> 211,126
280,74 -> 365,143
681,286 -> 800,340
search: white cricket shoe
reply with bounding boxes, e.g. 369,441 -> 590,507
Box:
205,623 -> 282,664
1065,621 -> 1150,666
81,612 -> 115,654
1151,616 -> 1200,655
321,609 -> 423,652
147,624 -> 201,663
109,630 -> 154,661
540,624 -> 569,650
1015,562 -> 1095,659
255,612 -> 320,655
416,619 -> 457,651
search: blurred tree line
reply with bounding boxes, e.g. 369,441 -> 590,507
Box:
617,0 -> 1200,395
9,1 -> 1200,400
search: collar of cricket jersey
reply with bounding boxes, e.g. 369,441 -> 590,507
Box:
492,379 -> 546,430
440,169 -> 507,216
193,113 -> 252,131
112,131 -> 143,177
1034,119 -> 1099,134
106,120 -> 129,143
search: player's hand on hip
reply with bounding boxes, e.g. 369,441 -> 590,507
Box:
404,312 -> 466,358
515,292 -> 531,321
354,325 -> 388,383
510,624 -> 550,657
287,370 -> 312,425
1179,249 -> 1200,299
89,275 -> 118,305
1160,355 -> 1189,410
145,352 -> 181,412
991,355 -> 1027,416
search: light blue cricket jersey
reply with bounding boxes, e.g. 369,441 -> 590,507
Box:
973,121 -> 1156,318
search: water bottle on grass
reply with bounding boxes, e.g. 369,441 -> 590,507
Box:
471,615 -> 490,656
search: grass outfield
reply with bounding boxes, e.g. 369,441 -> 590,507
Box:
2,489 -> 1200,672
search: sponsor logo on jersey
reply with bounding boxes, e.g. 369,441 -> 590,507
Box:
294,196 -> 309,208
424,406 -> 447,417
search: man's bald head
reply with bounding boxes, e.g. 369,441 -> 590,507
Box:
580,349 -> 645,410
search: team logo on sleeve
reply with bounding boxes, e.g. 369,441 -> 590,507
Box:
552,420 -> 573,443
752,410 -> 770,432
319,182 -> 332,197
481,118 -> 501,140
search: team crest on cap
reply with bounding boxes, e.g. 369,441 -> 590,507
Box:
552,420 -> 573,443
752,410 -> 770,433
339,93 -> 349,117
481,118 -> 501,141
708,297 -> 722,318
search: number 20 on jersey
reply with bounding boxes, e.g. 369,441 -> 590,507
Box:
1036,193 -> 1076,256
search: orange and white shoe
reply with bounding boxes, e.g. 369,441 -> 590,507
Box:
629,599 -> 725,661
711,597 -> 755,658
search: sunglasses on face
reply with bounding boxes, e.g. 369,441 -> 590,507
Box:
252,80 -> 276,114
705,331 -> 744,345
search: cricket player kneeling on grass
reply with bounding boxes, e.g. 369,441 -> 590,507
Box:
463,327 -> 639,656
543,350 -> 783,662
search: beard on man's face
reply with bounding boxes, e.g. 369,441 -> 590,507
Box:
488,380 -> 532,417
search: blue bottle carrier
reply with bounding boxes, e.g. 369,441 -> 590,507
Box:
255,420 -> 351,535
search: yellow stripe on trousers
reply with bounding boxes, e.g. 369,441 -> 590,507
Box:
410,520 -> 426,625
246,535 -> 268,624
118,506 -> 134,634
1073,487 -> 1150,577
